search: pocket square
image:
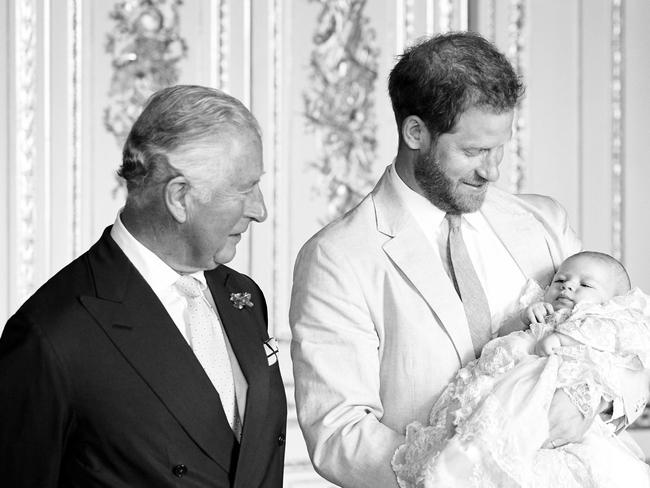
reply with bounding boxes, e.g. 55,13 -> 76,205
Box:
264,337 -> 279,366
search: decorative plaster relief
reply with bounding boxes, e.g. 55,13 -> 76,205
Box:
304,0 -> 380,223
104,0 -> 187,153
210,0 -> 229,90
507,0 -> 526,193
610,0 -> 624,261
69,0 -> 83,256
15,0 -> 37,302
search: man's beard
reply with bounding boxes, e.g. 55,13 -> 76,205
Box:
413,150 -> 487,214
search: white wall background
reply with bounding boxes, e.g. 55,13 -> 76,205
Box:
1,0 -> 649,485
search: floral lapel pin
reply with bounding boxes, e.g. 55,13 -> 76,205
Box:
264,337 -> 279,366
230,292 -> 254,310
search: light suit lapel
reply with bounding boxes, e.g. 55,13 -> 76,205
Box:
481,189 -> 557,286
372,170 -> 475,365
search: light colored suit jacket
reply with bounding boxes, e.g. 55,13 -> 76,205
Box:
289,168 -> 581,488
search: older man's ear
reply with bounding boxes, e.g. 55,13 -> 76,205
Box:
164,175 -> 190,224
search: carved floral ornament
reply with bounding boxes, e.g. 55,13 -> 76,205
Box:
304,0 -> 380,223
104,0 -> 187,154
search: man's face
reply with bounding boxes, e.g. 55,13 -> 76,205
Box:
544,255 -> 617,311
414,107 -> 514,213
183,130 -> 266,269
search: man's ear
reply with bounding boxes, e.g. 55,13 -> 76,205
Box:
401,115 -> 429,150
164,175 -> 190,223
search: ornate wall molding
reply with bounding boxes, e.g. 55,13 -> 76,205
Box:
270,0 -> 288,340
69,0 -> 82,256
210,0 -> 229,90
426,0 -> 435,35
610,0 -> 624,260
507,0 -> 526,193
15,0 -> 38,302
486,0 -> 496,41
405,0 -> 415,44
304,0 -> 380,223
396,0 -> 415,51
104,0 -> 187,151
438,0 -> 453,32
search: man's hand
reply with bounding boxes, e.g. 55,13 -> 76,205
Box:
522,301 -> 554,325
543,389 -> 593,449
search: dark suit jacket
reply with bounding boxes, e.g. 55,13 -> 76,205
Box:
0,228 -> 287,487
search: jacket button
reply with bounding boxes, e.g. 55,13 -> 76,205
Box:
172,464 -> 188,477
278,433 -> 286,446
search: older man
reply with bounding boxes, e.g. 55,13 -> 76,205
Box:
0,85 -> 286,487
289,33 -> 597,487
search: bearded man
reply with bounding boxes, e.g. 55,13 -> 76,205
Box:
289,32 -> 589,488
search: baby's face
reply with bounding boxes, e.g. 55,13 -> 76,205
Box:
544,255 -> 617,311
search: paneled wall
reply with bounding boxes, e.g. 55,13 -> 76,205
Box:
1,1 -> 649,485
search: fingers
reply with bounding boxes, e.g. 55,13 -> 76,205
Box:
542,438 -> 567,449
544,302 -> 555,316
525,310 -> 536,325
533,306 -> 547,323
526,304 -> 548,324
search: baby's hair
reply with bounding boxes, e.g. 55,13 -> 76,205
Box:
566,251 -> 631,295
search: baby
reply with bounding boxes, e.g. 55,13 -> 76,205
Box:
392,251 -> 650,488
523,251 -> 632,358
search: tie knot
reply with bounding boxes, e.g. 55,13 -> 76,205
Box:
175,275 -> 204,298
446,213 -> 462,230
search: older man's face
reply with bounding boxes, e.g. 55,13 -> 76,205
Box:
183,130 -> 266,269
414,107 -> 513,213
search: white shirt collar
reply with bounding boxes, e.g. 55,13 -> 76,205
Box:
110,211 -> 206,294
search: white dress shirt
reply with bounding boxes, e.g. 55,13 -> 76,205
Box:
388,164 -> 528,333
110,212 -> 247,420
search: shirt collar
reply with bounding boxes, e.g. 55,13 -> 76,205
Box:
388,162 -> 446,229
110,211 -> 206,295
388,162 -> 482,231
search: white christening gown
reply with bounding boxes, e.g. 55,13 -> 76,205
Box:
392,288 -> 650,488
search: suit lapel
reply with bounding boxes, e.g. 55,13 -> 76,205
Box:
206,268 -> 271,488
79,230 -> 236,472
373,170 -> 474,365
481,190 -> 556,286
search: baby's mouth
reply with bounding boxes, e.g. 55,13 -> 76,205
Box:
555,295 -> 574,306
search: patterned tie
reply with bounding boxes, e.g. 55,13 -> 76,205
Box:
175,275 -> 241,439
445,214 -> 492,358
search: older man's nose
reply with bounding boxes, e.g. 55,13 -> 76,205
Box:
247,185 -> 267,223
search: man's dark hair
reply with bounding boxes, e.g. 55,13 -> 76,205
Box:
388,31 -> 524,144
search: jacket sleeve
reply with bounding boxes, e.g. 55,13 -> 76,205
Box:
289,238 -> 403,488
0,312 -> 74,487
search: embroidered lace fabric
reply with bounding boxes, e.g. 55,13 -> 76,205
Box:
392,287 -> 650,488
